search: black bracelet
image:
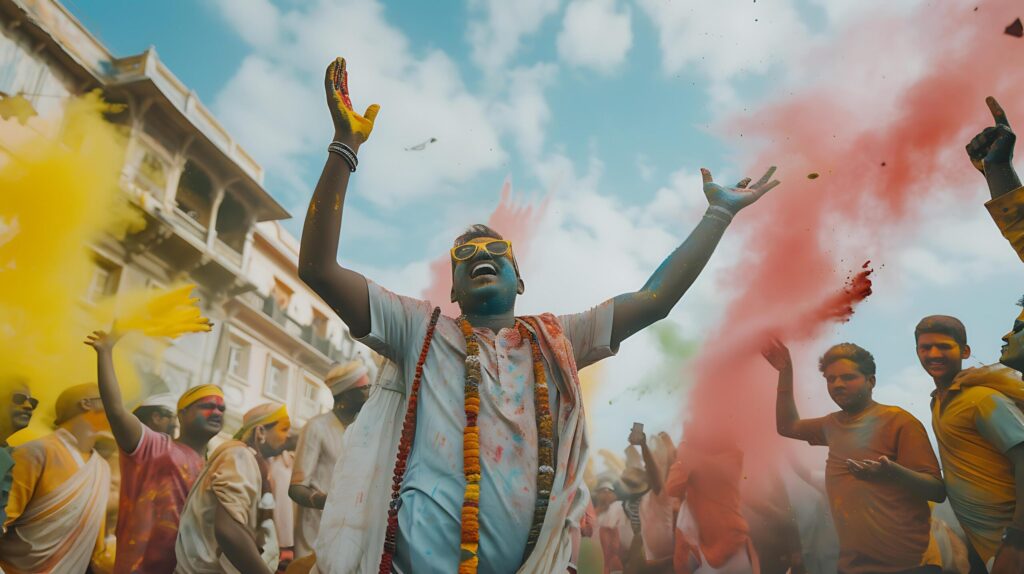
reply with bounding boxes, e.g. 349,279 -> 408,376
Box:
328,141 -> 358,172
1003,525 -> 1024,548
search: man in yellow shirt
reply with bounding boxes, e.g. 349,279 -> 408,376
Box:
0,383 -> 111,573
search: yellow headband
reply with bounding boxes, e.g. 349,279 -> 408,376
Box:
233,403 -> 288,440
177,384 -> 225,412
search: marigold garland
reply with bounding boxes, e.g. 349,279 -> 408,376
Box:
380,311 -> 556,574
458,316 -> 483,573
518,320 -> 556,558
379,307 -> 441,574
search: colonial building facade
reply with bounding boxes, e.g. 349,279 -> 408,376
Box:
0,0 -> 366,430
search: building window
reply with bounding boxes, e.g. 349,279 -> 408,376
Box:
271,279 -> 293,311
134,145 -> 168,194
264,358 -> 289,401
312,310 -> 328,339
226,339 -> 250,380
300,377 -> 321,419
85,259 -> 121,304
176,160 -> 215,227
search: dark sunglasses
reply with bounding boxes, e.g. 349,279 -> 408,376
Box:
12,393 -> 38,410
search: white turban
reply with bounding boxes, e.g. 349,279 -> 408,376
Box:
133,392 -> 177,412
324,361 -> 369,396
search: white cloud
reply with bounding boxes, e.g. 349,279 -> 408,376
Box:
556,0 -> 633,72
212,0 -> 280,47
490,63 -> 558,161
466,0 -> 561,75
636,0 -> 811,105
635,153 -> 655,183
211,0 -> 506,207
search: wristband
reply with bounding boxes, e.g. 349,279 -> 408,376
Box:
328,141 -> 358,172
1002,525 -> 1024,548
706,205 -> 735,223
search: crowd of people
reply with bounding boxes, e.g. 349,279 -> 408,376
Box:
0,57 -> 1022,574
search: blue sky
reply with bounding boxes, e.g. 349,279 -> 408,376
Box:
66,0 -> 1024,454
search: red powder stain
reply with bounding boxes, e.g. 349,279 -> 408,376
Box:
421,178 -> 550,315
684,0 -> 1024,480
494,445 -> 504,463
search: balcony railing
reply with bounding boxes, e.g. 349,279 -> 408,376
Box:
259,296 -> 351,362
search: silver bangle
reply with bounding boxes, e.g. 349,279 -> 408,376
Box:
327,141 -> 358,172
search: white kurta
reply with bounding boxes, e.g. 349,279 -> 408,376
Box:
315,282 -> 616,573
290,411 -> 346,558
174,441 -> 262,574
268,451 -> 295,548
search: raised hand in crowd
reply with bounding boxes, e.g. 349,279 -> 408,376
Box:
967,96 -> 1021,199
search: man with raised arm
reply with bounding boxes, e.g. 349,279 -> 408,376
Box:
763,340 -> 944,574
959,98 -> 1024,573
85,329 -> 225,574
300,56 -> 780,574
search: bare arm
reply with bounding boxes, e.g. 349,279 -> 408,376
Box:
85,330 -> 142,453
639,442 -> 663,495
847,457 -> 946,502
610,167 -> 779,347
888,463 -> 946,503
628,428 -> 664,495
763,339 -> 821,441
288,484 -> 327,510
214,502 -> 273,574
298,58 -> 380,338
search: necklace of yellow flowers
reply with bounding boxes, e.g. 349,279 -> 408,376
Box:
379,309 -> 555,574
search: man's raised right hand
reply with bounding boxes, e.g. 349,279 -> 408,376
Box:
967,96 -> 1015,173
324,57 -> 380,148
761,337 -> 792,372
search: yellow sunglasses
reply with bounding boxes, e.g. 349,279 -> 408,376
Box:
450,239 -> 513,261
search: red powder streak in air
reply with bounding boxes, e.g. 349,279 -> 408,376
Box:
686,1 -> 1024,476
421,179 -> 549,315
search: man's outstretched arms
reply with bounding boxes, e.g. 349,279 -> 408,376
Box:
609,167 -> 779,348
298,58 -> 379,338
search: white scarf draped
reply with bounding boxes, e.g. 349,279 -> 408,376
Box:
0,432 -> 109,574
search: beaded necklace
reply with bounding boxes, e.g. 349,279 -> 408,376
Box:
379,310 -> 556,573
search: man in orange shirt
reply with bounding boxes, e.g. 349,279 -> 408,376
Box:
764,340 -> 944,574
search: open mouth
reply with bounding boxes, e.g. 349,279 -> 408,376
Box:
470,262 -> 498,279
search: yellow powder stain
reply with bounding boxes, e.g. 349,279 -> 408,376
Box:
578,362 -> 606,416
0,92 -> 208,445
0,94 -> 38,126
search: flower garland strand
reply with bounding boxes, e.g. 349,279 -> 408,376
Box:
382,312 -> 556,573
518,320 -> 556,559
379,307 -> 441,574
458,317 -> 483,574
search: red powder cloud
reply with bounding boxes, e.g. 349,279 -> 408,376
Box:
420,178 -> 549,315
685,1 -> 1024,474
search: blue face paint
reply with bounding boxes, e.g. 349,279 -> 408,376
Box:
451,240 -> 521,316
